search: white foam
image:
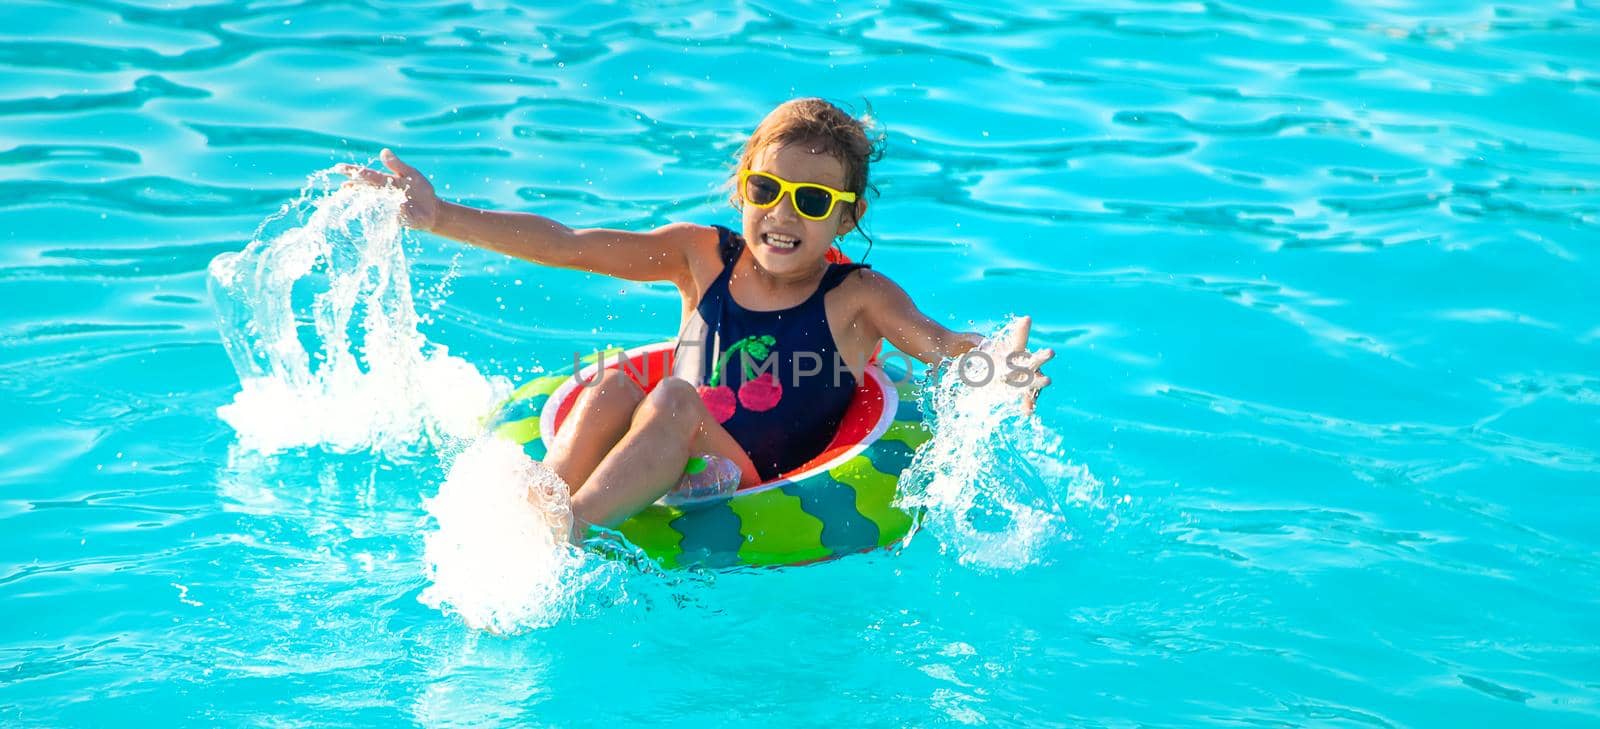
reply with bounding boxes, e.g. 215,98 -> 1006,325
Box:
207,176 -> 507,456
899,317 -> 1106,569
418,436 -> 585,634
216,346 -> 501,456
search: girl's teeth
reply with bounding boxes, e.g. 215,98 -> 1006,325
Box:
765,234 -> 798,249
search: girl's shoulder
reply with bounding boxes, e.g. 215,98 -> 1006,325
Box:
651,221 -> 725,248
669,222 -> 737,303
828,265 -> 915,322
637,221 -> 723,257
833,265 -> 901,299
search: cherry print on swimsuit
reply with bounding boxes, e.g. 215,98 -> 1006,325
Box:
696,334 -> 783,423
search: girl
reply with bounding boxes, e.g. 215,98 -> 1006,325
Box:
339,98 -> 1052,536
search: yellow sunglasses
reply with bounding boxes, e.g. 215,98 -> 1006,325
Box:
738,169 -> 857,221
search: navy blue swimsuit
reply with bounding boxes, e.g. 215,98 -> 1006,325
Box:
672,225 -> 870,481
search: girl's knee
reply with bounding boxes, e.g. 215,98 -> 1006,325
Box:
634,378 -> 703,433
576,367 -> 644,409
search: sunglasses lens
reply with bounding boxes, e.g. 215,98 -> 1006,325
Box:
794,186 -> 834,218
745,174 -> 781,206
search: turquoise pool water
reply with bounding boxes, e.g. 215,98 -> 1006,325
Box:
4,1 -> 1598,725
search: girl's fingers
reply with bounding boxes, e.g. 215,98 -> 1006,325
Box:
337,165 -> 394,188
381,148 -> 420,181
1013,347 -> 1053,372
1008,315 -> 1032,353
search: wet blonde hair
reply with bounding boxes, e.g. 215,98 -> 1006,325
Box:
729,98 -> 884,252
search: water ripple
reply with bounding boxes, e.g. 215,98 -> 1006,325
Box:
1154,385 -> 1600,472
2,322 -> 186,343
0,144 -> 140,166
0,177 -> 291,216
0,240 -> 240,281
1114,110 -> 1360,137
186,123 -> 511,158
0,75 -> 207,117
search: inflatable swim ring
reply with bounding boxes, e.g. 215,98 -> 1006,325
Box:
487,340 -> 930,568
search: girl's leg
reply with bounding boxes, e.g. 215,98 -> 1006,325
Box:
569,377 -> 760,531
541,367 -> 644,493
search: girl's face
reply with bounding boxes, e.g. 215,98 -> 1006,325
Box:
739,142 -> 861,280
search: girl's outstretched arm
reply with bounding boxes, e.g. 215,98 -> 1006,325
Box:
857,270 -> 1054,412
856,270 -> 982,364
338,149 -> 700,284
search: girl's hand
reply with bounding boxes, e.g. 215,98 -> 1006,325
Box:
335,149 -> 441,231
986,315 -> 1054,416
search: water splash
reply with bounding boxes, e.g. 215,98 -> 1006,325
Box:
419,437 -> 588,633
899,317 -> 1110,569
206,170 -> 607,633
206,171 -> 503,456
420,436 -> 707,633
